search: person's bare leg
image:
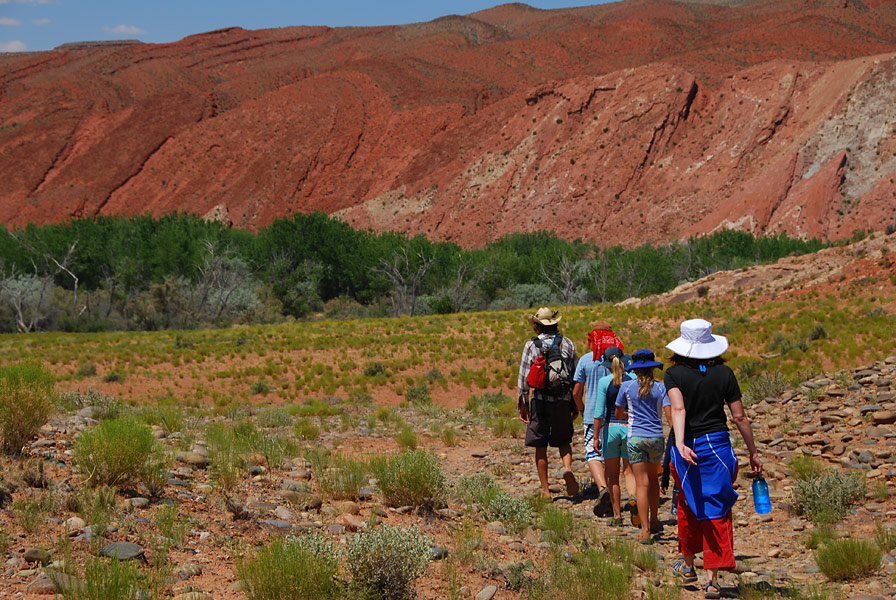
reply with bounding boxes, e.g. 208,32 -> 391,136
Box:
622,459 -> 637,498
631,461 -> 651,539
647,461 -> 661,530
587,458 -> 607,490
559,444 -> 579,495
605,457 -> 622,518
535,446 -> 550,496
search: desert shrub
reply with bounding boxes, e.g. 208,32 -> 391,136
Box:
59,388 -> 121,420
204,420 -> 270,488
307,450 -> 369,501
0,363 -> 56,454
874,520 -> 896,553
294,417 -> 321,441
370,449 -> 446,508
489,416 -> 523,438
14,498 -> 46,533
395,426 -> 418,449
814,538 -> 881,581
440,426 -> 459,447
238,534 -> 341,600
102,371 -> 125,383
65,557 -> 145,600
259,434 -> 299,469
76,363 -> 98,378
257,406 -> 292,428
742,370 -> 787,406
466,391 -> 515,416
791,469 -> 865,524
788,455 -> 826,481
605,538 -> 658,572
452,518 -> 483,566
250,379 -> 273,395
68,485 -> 118,529
363,362 -> 387,377
404,383 -> 431,406
550,548 -> 631,600
74,417 -> 156,487
345,525 -> 432,600
805,526 -> 837,550
455,473 -> 531,533
540,503 -> 575,545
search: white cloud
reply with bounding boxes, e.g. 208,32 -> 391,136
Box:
0,40 -> 27,52
103,24 -> 144,35
33,18 -> 50,25
0,17 -> 22,26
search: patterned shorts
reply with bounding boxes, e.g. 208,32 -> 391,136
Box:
583,424 -> 602,462
627,436 -> 665,464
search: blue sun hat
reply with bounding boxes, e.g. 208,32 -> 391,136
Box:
626,349 -> 663,371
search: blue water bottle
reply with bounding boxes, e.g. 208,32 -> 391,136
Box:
752,476 -> 771,514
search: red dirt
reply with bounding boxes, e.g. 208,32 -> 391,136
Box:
1,0 -> 896,245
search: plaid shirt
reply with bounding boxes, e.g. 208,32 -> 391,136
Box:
518,333 -> 578,404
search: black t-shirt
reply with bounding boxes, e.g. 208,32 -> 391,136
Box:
663,363 -> 742,440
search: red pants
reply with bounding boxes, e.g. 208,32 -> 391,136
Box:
672,468 -> 735,570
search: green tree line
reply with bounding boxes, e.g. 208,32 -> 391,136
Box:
0,212 -> 825,333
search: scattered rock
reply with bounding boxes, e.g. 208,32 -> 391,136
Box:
100,542 -> 145,561
475,585 -> 498,600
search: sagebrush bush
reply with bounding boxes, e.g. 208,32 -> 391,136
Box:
551,548 -> 631,600
345,525 -> 432,600
257,406 -> 292,428
370,449 -> 446,508
74,417 -> 156,487
395,426 -> 418,449
307,450 -> 369,501
0,364 -> 55,454
238,534 -> 341,600
455,473 -> 531,533
404,383 -> 431,406
814,538 -> 881,581
791,469 -> 865,524
59,388 -> 121,420
742,370 -> 787,406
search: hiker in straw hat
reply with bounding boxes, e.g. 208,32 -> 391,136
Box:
518,307 -> 580,498
663,319 -> 762,599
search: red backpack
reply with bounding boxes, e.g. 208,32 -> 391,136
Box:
526,335 -> 571,397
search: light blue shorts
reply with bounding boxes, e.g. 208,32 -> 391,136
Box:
601,423 -> 630,460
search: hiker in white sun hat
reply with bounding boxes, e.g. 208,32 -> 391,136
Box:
663,319 -> 761,600
665,318 -> 729,359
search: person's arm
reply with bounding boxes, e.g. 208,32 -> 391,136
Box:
518,342 -> 533,423
593,416 -> 604,455
728,399 -> 762,475
572,382 -> 585,416
668,386 -> 697,465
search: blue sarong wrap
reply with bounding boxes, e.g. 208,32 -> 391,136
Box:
670,431 -> 738,521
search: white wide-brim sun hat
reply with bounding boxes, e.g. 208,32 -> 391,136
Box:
665,318 -> 728,359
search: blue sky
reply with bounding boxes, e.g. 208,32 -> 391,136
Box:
0,0 -> 605,53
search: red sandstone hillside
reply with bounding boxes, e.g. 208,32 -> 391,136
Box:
2,0 -> 896,246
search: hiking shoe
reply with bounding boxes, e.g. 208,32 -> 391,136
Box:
672,559 -> 698,583
609,517 -> 625,527
562,470 -> 580,497
627,499 -> 641,527
592,487 -> 612,517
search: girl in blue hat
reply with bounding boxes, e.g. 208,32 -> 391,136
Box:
615,349 -> 670,542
